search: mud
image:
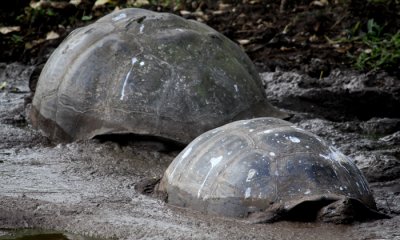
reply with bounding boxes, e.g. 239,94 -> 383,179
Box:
262,70 -> 400,121
0,229 -> 97,240
0,63 -> 399,239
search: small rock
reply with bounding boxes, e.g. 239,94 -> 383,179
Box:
361,118 -> 400,136
355,154 -> 400,182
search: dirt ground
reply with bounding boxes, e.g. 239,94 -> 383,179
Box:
1,0 -> 400,76
0,62 -> 399,239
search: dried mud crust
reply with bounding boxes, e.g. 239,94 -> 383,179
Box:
0,63 -> 399,239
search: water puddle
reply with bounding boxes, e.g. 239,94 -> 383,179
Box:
0,229 -> 100,240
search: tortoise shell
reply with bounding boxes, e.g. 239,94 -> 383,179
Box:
158,118 -> 377,222
30,8 -> 286,143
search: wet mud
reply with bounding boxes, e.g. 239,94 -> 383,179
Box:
0,229 -> 97,240
0,63 -> 399,239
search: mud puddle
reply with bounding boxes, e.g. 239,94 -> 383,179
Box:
0,229 -> 101,240
0,138 -> 355,240
0,63 -> 399,239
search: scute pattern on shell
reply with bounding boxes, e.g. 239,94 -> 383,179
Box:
30,8 -> 286,143
159,117 -> 376,219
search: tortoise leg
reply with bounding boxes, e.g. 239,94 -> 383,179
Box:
317,198 -> 389,224
247,205 -> 286,223
317,198 -> 356,224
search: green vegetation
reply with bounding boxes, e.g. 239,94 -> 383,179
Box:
125,0 -> 181,8
10,34 -> 24,44
354,19 -> 400,71
81,15 -> 93,21
332,19 -> 400,73
17,7 -> 58,25
367,0 -> 400,4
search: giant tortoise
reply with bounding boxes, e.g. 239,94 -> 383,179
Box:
158,117 -> 385,223
30,8 -> 287,144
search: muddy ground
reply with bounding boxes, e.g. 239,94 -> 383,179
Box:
0,62 -> 399,239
